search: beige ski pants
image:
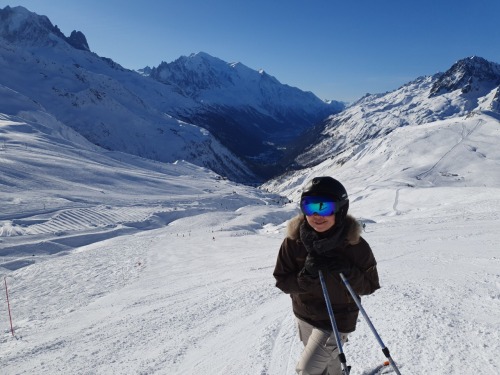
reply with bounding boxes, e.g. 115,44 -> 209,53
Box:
296,318 -> 349,375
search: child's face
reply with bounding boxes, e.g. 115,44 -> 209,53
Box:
305,213 -> 335,233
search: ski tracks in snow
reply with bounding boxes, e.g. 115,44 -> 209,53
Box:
262,310 -> 299,375
1,204 -> 170,240
2,189 -> 499,374
146,229 -> 299,374
392,188 -> 402,216
415,119 -> 484,182
0,234 -> 151,374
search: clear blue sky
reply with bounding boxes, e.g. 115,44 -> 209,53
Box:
3,0 -> 500,102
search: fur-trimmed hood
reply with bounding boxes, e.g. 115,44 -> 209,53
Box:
286,214 -> 361,245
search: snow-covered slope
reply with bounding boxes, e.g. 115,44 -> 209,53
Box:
1,102 -> 499,374
263,112 -> 500,201
262,57 -> 500,210
151,51 -> 343,126
1,7 -> 499,375
2,61 -> 500,375
0,6 -> 345,181
0,6 -> 257,182
294,56 -> 500,168
149,52 -> 345,175
0,105 -> 286,262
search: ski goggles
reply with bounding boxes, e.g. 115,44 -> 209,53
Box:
300,196 -> 338,216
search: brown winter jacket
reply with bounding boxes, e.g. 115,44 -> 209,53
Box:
273,214 -> 380,333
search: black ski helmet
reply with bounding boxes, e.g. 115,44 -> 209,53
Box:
301,176 -> 349,225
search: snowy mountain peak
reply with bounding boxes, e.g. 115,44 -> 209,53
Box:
151,51 -> 234,93
149,51 -> 330,106
150,51 -> 281,94
285,56 -> 500,171
145,51 -> 344,178
430,56 -> 500,97
0,4 -> 343,182
0,5 -> 89,51
0,13 -> 255,182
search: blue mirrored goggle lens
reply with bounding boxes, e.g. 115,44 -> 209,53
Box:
300,198 -> 336,216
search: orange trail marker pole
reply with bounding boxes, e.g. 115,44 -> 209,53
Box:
4,276 -> 15,337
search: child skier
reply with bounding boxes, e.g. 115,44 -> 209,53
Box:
273,176 -> 380,375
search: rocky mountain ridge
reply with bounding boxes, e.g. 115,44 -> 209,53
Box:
0,5 -> 344,181
292,56 -> 500,169
2,6 -> 500,184
146,52 -> 344,176
0,6 -> 89,51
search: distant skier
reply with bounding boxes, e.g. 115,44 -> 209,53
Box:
273,176 -> 380,375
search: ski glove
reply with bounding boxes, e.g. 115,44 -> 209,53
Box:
297,268 -> 320,292
303,253 -> 351,278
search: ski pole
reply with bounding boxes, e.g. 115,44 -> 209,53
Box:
318,270 -> 351,375
339,272 -> 402,375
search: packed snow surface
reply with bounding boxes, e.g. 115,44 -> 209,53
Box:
1,110 -> 499,374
